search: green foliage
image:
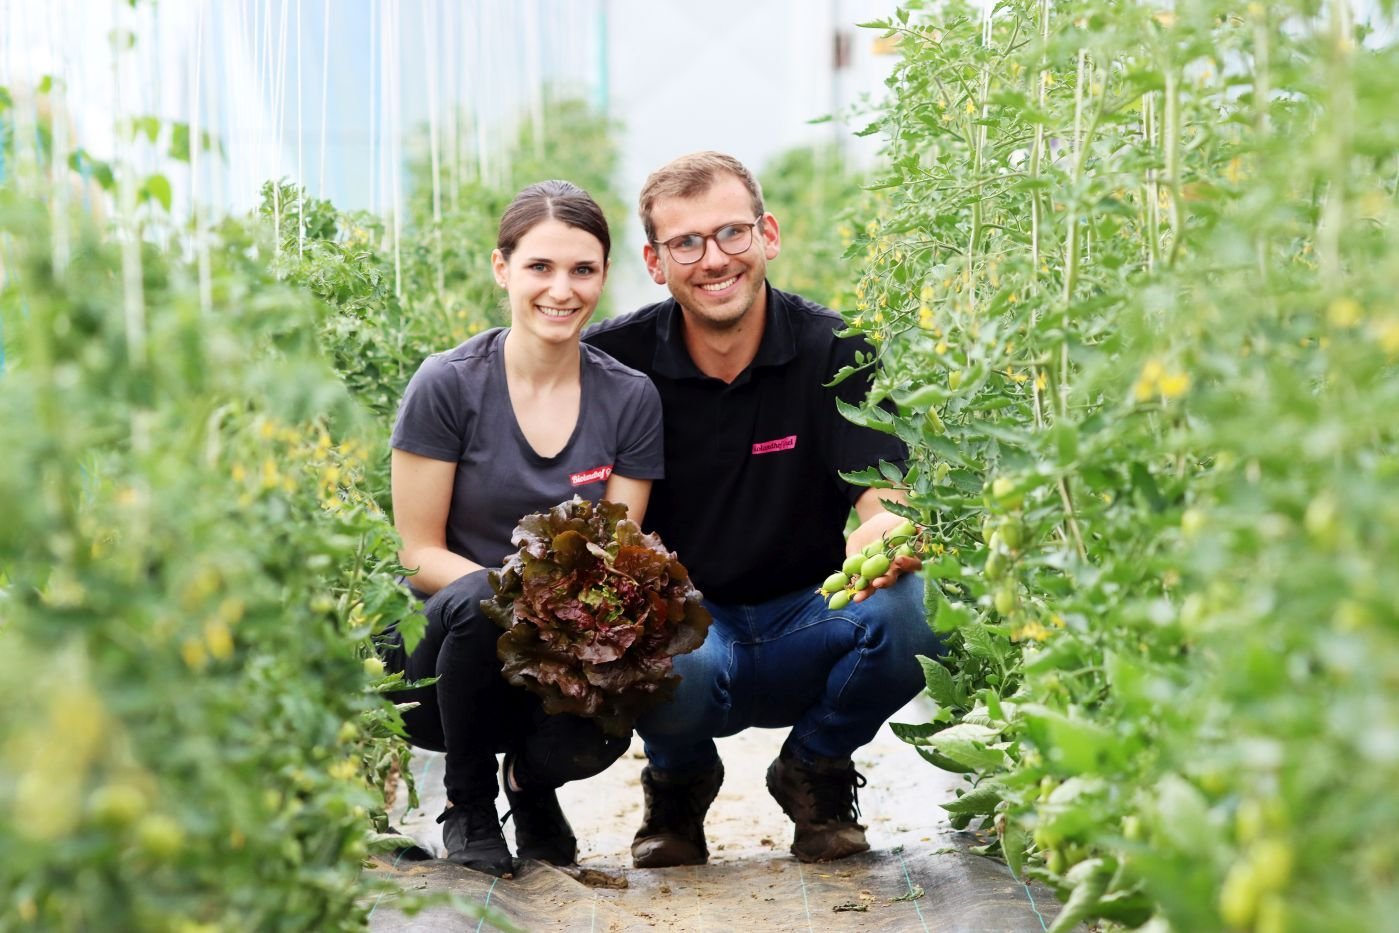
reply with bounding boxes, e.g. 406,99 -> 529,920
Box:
0,77 -> 619,933
849,2 -> 1399,930
0,184 -> 418,929
760,144 -> 866,312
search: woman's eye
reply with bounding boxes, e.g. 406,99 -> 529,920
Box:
529,262 -> 549,273
574,266 -> 596,276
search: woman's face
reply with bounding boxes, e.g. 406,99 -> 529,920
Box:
492,219 -> 608,346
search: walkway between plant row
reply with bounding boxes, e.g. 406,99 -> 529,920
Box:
367,699 -> 1065,932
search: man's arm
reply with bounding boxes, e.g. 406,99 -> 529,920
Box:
846,487 -> 923,603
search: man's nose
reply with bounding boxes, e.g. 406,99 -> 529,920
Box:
698,235 -> 728,270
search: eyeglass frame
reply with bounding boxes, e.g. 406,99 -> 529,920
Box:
652,217 -> 765,265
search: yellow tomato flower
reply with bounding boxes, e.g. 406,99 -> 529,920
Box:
1326,297 -> 1363,328
1158,371 -> 1191,399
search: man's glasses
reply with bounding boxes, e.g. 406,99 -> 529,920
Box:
655,218 -> 762,265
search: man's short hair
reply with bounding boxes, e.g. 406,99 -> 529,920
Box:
638,151 -> 765,244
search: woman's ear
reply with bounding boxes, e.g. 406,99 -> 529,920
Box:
491,248 -> 508,287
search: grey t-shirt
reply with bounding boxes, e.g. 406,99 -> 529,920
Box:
390,328 -> 665,567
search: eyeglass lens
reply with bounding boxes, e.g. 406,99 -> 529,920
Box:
664,222 -> 756,264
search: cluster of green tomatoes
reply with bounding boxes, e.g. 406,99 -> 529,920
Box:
819,519 -> 920,609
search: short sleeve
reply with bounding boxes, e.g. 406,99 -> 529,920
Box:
823,336 -> 907,503
614,377 -> 666,479
390,354 -> 469,462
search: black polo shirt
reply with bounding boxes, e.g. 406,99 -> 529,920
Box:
584,284 -> 906,604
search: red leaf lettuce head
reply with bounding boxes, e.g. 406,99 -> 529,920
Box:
484,497 -> 712,737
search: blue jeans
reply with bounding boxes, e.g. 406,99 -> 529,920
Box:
638,573 -> 943,772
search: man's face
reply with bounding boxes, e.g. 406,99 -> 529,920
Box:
643,174 -> 781,332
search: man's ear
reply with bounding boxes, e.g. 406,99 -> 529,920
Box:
759,212 -> 781,261
643,242 -> 667,285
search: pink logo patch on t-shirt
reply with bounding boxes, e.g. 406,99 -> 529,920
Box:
570,464 -> 613,486
752,435 -> 798,455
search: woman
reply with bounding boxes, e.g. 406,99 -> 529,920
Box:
381,180 -> 663,876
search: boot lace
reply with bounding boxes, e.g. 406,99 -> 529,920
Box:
805,764 -> 867,824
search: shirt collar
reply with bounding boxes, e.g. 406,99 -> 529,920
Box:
652,282 -> 799,381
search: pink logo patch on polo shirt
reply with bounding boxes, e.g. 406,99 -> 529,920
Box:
752,435 -> 798,455
570,464 -> 613,486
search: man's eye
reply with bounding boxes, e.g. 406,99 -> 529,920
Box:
671,235 -> 703,252
716,225 -> 745,244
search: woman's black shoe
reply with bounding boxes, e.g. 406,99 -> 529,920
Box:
437,802 -> 514,877
503,754 -> 578,865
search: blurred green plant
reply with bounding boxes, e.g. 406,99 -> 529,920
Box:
258,95 -> 626,430
842,2 -> 1399,930
760,143 -> 866,312
0,78 -> 527,928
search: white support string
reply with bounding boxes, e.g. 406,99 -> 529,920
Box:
443,0 -> 459,214
47,3 -> 70,277
368,0 -> 377,214
192,0 -> 212,317
317,0 -> 330,201
272,0 -> 291,256
422,0 -> 444,300
386,0 -> 402,300
296,0 -> 304,258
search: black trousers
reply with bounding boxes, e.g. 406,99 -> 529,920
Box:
377,570 -> 630,805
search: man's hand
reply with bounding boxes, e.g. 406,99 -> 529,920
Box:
850,551 -> 922,603
842,493 -> 924,605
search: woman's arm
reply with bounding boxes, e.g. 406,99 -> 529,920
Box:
391,448 -> 485,595
603,474 -> 652,527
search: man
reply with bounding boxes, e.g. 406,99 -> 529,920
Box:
584,151 -> 941,866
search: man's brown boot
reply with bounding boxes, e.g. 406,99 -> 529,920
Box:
766,744 -> 870,862
631,761 -> 724,868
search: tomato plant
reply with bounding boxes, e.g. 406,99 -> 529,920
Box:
845,2 -> 1399,930
0,78 -> 616,930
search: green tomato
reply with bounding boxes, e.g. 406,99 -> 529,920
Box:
862,540 -> 883,559
890,519 -> 917,541
999,518 -> 1024,550
852,576 -> 871,592
895,543 -> 916,559
994,585 -> 1017,616
136,814 -> 186,861
925,405 -> 945,434
948,370 -> 965,391
860,554 -> 891,579
821,572 -> 849,595
991,476 -> 1023,508
985,548 -> 1007,581
90,783 -> 147,830
827,590 -> 852,610
841,553 -> 866,576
